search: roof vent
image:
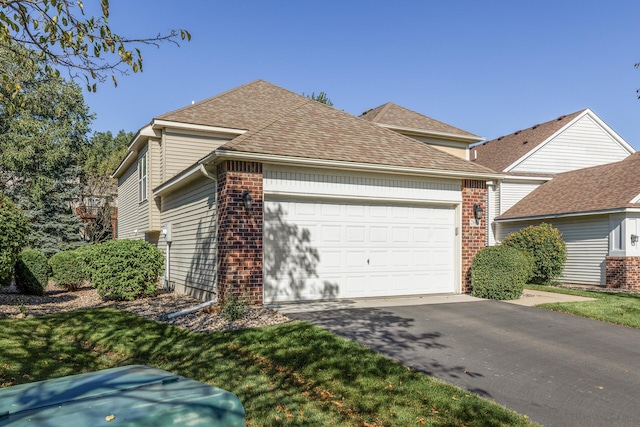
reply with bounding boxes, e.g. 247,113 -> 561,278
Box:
557,115 -> 566,121
532,124 -> 539,129
497,137 -> 503,141
514,131 -> 521,135
522,140 -> 528,145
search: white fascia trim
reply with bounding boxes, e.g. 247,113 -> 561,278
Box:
206,150 -> 503,181
630,193 -> 640,204
127,124 -> 157,150
111,150 -> 137,179
495,207 -> 635,223
153,164 -> 203,197
151,119 -> 247,136
502,175 -> 553,182
503,110 -> 589,173
377,123 -> 485,143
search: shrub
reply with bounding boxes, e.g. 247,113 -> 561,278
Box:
502,223 -> 567,285
49,250 -> 85,291
74,244 -> 100,282
90,239 -> 164,301
0,195 -> 30,282
14,249 -> 49,296
471,245 -> 533,300
221,291 -> 249,321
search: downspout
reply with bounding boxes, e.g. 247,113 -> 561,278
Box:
165,164 -> 219,320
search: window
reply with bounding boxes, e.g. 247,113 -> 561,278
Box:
138,152 -> 147,202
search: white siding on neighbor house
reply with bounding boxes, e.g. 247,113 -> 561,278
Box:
163,130 -> 232,180
510,115 -> 632,174
500,180 -> 544,213
117,162 -> 143,240
497,215 -> 610,286
160,176 -> 217,297
487,183 -> 500,246
264,165 -> 462,203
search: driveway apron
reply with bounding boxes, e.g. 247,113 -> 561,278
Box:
288,300 -> 640,427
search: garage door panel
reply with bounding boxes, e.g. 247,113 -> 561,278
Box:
264,199 -> 456,302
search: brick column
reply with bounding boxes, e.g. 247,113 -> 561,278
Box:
461,179 -> 487,293
605,257 -> 640,290
217,161 -> 263,305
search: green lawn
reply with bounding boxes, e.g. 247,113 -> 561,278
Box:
0,308 -> 535,427
526,285 -> 640,329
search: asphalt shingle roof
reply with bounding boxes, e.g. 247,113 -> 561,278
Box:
217,86 -> 494,174
498,152 -> 640,220
156,80 -> 307,130
360,102 -> 480,139
471,110 -> 586,172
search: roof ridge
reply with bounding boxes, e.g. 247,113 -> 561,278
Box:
371,102 -> 394,123
155,79 -> 268,121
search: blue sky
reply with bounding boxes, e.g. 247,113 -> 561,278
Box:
84,0 -> 640,148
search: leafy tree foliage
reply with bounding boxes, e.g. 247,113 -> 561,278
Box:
0,43 -> 90,257
0,0 -> 191,99
0,194 -> 30,281
304,91 -> 333,106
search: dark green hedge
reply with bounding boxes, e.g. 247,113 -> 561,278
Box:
49,250 -> 85,291
501,223 -> 567,285
88,239 -> 164,301
0,195 -> 29,282
471,245 -> 532,300
15,249 -> 49,296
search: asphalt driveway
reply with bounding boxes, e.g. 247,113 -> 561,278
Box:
287,300 -> 640,427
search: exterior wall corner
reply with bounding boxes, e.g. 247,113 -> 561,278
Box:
461,179 -> 487,294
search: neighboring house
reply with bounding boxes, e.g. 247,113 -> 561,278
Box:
360,102 -> 483,160
471,109 -> 636,287
113,80 -> 498,303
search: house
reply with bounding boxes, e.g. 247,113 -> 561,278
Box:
113,80 -> 498,303
471,109 -> 637,287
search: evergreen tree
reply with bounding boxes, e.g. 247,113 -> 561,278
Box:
0,43 -> 91,257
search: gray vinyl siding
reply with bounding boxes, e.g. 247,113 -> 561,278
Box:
148,139 -> 162,230
117,162 -> 143,240
511,115 -> 631,174
497,215 -> 609,286
500,181 -> 544,213
161,176 -> 217,297
164,130 -> 232,179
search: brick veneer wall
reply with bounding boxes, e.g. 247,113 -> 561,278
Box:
605,257 -> 640,290
216,160 -> 264,305
461,179 -> 487,293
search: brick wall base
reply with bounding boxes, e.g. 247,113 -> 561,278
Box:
461,180 -> 487,294
605,257 -> 640,290
216,161 -> 264,305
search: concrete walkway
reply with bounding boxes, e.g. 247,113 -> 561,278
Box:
271,289 -> 595,315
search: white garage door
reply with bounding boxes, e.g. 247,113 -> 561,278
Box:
263,198 -> 456,302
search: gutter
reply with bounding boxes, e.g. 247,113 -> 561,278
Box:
494,207 -> 640,223
203,149 -> 504,181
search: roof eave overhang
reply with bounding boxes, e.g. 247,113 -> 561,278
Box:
205,149 -> 502,180
154,150 -> 502,199
495,207 -> 640,223
151,119 -> 247,136
377,124 -> 484,144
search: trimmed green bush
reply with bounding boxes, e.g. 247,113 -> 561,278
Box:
502,223 -> 567,285
0,195 -> 30,282
89,239 -> 164,301
221,292 -> 249,321
471,245 -> 533,300
49,250 -> 85,291
14,249 -> 49,296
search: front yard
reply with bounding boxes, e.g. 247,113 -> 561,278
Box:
527,285 -> 640,329
0,307 -> 534,426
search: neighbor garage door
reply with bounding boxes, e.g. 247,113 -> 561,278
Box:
263,197 -> 456,302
